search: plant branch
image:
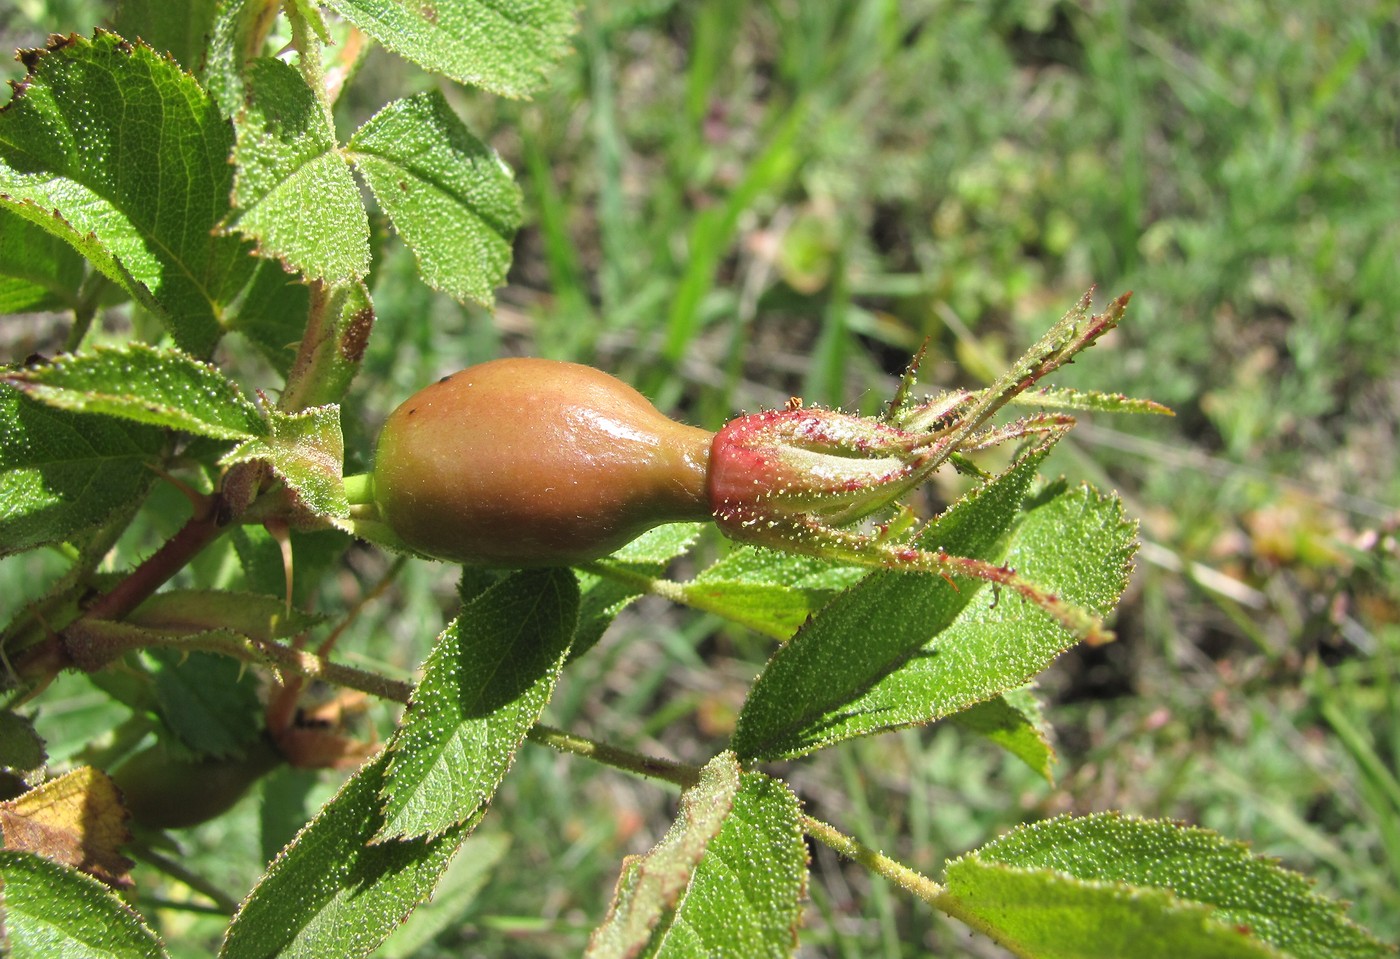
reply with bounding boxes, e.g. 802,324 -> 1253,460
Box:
127,840 -> 240,914
525,724 -> 702,788
802,813 -> 1041,958
801,813 -> 946,903
285,2 -> 335,132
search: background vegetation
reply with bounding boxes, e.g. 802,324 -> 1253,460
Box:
2,0 -> 1397,954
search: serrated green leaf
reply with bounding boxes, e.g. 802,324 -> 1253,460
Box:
951,687 -> 1056,781
682,548 -> 867,640
377,568 -> 578,840
322,0 -> 576,97
642,772 -> 807,959
735,479 -> 1135,761
227,57 -> 369,283
220,751 -> 477,959
0,850 -> 168,959
943,813 -> 1391,959
223,405 -> 348,517
0,32 -> 258,356
0,205 -> 86,313
5,344 -> 267,440
574,523 -> 703,660
587,753 -> 742,959
732,440 -> 1066,761
349,91 -> 522,306
379,833 -> 510,959
130,589 -> 324,641
0,180 -> 165,330
148,649 -> 263,759
0,382 -> 164,556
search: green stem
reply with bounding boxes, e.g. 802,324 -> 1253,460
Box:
343,472 -> 374,506
285,1 -> 335,132
578,560 -> 789,639
64,271 -> 111,351
802,813 -> 1039,958
801,814 -> 946,902
128,840 -> 240,914
526,724 -> 702,788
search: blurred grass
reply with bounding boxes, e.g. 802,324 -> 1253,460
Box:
4,0 -> 1399,954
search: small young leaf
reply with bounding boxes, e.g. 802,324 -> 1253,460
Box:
641,772 -> 808,958
376,568 -> 579,841
0,206 -> 86,314
942,813 -> 1392,959
0,32 -> 257,356
950,688 -> 1056,781
587,753 -> 742,959
321,0 -> 576,97
0,850 -> 167,959
0,766 -> 133,888
574,523 -> 703,659
5,344 -> 267,440
223,405 -> 348,518
732,439 -> 1059,761
147,650 -> 264,760
348,91 -> 522,307
0,383 -> 164,556
220,752 -> 477,959
227,57 -> 369,283
682,548 -> 867,640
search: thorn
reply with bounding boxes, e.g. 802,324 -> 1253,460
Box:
263,519 -> 294,615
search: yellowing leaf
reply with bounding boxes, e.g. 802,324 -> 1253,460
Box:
0,766 -> 132,888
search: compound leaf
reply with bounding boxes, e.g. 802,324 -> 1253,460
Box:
0,32 -> 258,356
227,56 -> 369,283
732,439 -> 1066,760
349,91 -> 521,307
735,476 -> 1134,760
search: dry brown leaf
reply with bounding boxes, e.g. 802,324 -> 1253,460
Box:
0,765 -> 134,888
